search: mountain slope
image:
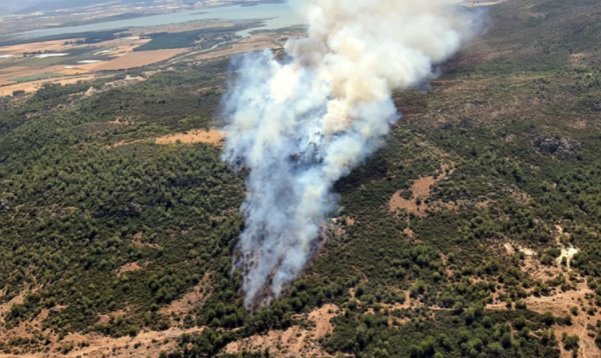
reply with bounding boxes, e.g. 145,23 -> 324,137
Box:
0,0 -> 600,357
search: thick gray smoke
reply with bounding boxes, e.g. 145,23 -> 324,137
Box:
223,0 -> 476,308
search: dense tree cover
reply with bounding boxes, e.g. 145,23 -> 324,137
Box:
325,310 -> 559,357
1,0 -> 601,356
134,24 -> 256,52
0,63 -> 243,340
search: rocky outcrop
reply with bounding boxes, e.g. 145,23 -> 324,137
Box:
534,136 -> 580,158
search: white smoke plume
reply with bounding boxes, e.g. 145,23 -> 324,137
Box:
223,0 -> 476,308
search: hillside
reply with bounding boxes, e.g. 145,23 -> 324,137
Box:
0,0 -> 600,357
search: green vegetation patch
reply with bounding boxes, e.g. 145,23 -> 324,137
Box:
1,0 -> 601,356
13,72 -> 62,83
134,23 -> 259,52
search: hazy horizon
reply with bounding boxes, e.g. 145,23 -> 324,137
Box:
0,0 -> 196,15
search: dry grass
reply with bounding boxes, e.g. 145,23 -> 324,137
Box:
159,274 -> 212,324
0,36 -> 175,97
91,48 -> 187,71
0,75 -> 94,97
224,304 -> 340,357
155,129 -> 225,146
60,327 -> 204,358
0,39 -> 82,56
0,286 -> 204,357
116,262 -> 143,276
526,282 -> 601,358
0,28 -> 284,98
108,129 -> 225,150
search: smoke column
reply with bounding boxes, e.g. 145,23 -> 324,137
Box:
223,0 -> 476,308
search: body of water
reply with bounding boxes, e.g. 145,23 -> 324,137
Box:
3,2 -> 304,41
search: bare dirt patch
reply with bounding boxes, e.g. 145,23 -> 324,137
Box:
224,304 -> 340,357
502,242 -> 560,282
309,304 -> 340,340
0,287 -> 51,356
59,326 -> 204,358
1,294 -> 203,358
160,274 -> 212,324
155,128 -> 225,146
108,128 -> 224,149
0,39 -> 82,57
0,36 -> 158,97
91,49 -> 187,71
492,235 -> 597,358
116,262 -> 142,276
0,64 -> 88,87
0,75 -> 94,97
96,309 -> 127,326
403,227 -> 416,238
389,162 -> 455,217
503,242 -> 516,255
554,225 -> 579,270
0,290 -> 28,318
569,52 -> 592,67
389,177 -> 434,216
526,282 -> 601,358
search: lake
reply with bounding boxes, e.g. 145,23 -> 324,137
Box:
4,2 -> 304,41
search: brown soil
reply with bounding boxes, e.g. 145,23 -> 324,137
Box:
0,66 -> 48,86
96,309 -> 127,326
0,36 -> 157,97
475,200 -> 493,209
0,39 -> 82,56
503,242 -> 516,255
59,326 -> 204,358
499,241 -> 561,284
91,49 -> 187,71
109,128 -> 224,149
389,176 -> 434,216
0,288 -> 48,356
160,274 -> 212,325
224,304 -> 340,357
569,52 -> 591,67
491,238 -> 598,358
155,129 -> 225,146
0,290 -> 28,318
519,246 -> 561,282
0,75 -> 94,96
0,28 -> 290,98
403,227 -> 416,238
389,162 -> 455,217
526,282 -> 601,358
116,262 -> 142,276
0,287 -> 204,357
